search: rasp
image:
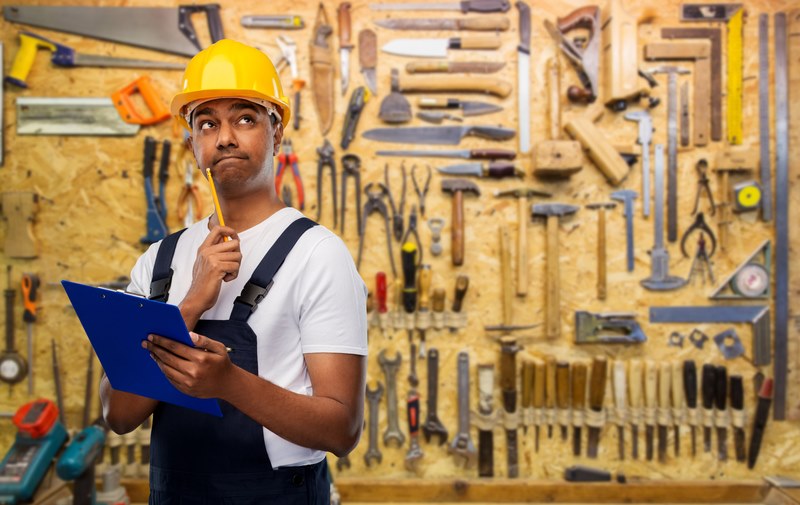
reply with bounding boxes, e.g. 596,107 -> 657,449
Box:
437,161 -> 522,179
671,361 -> 685,457
369,1 -> 512,13
701,364 -> 716,453
374,16 -> 510,31
362,125 -> 515,145
376,148 -> 515,160
338,3 -> 353,96
612,360 -> 627,460
657,363 -> 672,463
417,98 -> 503,117
586,357 -> 608,458
643,360 -> 657,461
683,360 -> 699,456
571,361 -> 588,456
500,337 -> 520,477
714,365 -> 729,461
730,375 -> 746,462
747,377 -> 773,469
628,360 -> 643,459
555,361 -> 571,441
516,1 -> 531,153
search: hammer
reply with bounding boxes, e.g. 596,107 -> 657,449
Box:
532,203 -> 579,340
586,202 -> 617,300
494,188 -> 552,297
442,179 -> 481,266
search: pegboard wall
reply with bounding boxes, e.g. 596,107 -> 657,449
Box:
1,0 -> 799,488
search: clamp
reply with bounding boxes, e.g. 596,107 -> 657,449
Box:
316,140 -> 337,227
340,154 -> 362,235
384,162 -> 406,242
692,159 -> 715,216
275,35 -> 305,131
357,182 -> 397,277
680,211 -> 716,258
411,164 -> 431,217
276,138 -> 305,210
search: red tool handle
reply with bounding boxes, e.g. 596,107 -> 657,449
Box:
407,392 -> 420,435
376,272 -> 387,313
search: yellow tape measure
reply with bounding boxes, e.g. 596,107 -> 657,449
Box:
734,181 -> 762,212
727,8 -> 744,145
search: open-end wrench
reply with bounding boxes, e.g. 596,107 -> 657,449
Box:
404,390 -> 424,471
449,351 -> 477,468
379,349 -> 406,447
421,348 -> 448,445
336,455 -> 351,472
364,382 -> 384,467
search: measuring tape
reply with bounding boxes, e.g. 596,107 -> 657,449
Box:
733,181 -> 762,212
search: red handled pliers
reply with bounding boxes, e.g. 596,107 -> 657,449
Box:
275,138 -> 305,210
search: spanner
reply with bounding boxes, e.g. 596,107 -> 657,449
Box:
449,351 -> 477,468
364,382 -> 384,467
335,455 -> 351,472
421,348 -> 448,445
379,349 -> 406,447
404,390 -> 424,471
624,110 -> 653,218
408,343 -> 419,387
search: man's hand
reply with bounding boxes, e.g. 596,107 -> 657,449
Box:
143,332 -> 236,399
180,226 -> 241,326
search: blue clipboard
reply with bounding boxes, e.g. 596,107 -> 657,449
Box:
62,280 -> 222,417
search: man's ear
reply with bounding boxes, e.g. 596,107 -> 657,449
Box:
185,134 -> 194,154
272,121 -> 284,153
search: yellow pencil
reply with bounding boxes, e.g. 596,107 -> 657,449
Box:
206,168 -> 230,242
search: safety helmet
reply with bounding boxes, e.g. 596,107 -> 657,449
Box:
170,39 -> 291,130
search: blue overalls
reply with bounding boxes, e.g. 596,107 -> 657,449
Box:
145,217 -> 329,504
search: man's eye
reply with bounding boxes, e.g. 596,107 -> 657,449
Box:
238,115 -> 254,125
199,120 -> 215,130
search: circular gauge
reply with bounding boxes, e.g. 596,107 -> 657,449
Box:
731,263 -> 769,297
0,355 -> 27,383
736,185 -> 762,210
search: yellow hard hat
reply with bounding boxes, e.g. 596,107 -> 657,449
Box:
170,39 -> 291,130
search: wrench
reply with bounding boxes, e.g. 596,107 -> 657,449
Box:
404,390 -> 424,471
364,382 -> 384,467
335,455 -> 351,472
408,342 -> 419,387
449,351 -> 477,468
421,348 -> 448,445
379,349 -> 406,447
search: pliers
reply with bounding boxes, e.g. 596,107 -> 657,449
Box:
411,164 -> 431,218
177,155 -> 203,227
276,138 -> 305,210
316,140 -> 337,227
356,182 -> 397,277
680,211 -> 717,258
692,158 -> 715,216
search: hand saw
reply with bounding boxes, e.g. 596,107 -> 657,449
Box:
3,4 -> 224,57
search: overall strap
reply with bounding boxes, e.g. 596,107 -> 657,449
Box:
149,228 -> 187,302
230,217 -> 317,322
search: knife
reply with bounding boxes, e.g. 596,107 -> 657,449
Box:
406,61 -> 505,74
363,125 -> 515,145
382,37 -> 502,58
516,1 -> 531,153
729,375 -> 746,463
714,365 -> 728,461
438,161 -> 522,178
337,3 -> 353,96
747,377 -> 773,469
418,98 -> 503,117
358,29 -> 377,95
375,16 -> 510,31
369,1 -> 511,13
376,148 -> 516,160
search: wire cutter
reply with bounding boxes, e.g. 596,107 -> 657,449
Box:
692,158 -> 715,216
276,138 -> 305,210
177,157 -> 203,227
411,164 -> 431,217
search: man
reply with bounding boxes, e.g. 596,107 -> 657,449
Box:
100,39 -> 368,504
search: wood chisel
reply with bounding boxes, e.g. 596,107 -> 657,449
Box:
683,360 -> 699,456
586,357 -> 608,458
612,361 -> 627,460
628,359 -> 643,459
747,377 -> 773,469
643,360 -> 657,461
555,361 -> 570,441
657,363 -> 671,462
544,356 -> 557,440
521,359 -> 533,435
701,364 -> 716,453
476,363 -> 495,477
671,361 -> 684,457
532,358 -> 545,451
571,361 -> 587,456
500,338 -> 520,478
730,375 -> 746,462
0,42 -> 4,167
714,365 -> 729,461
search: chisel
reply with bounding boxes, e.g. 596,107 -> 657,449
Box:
571,361 -> 587,456
532,358 -> 545,451
671,361 -> 685,457
545,356 -> 557,439
657,363 -> 671,463
747,377 -> 773,469
715,365 -> 728,461
556,361 -> 571,441
521,359 -> 533,435
628,359 -> 643,459
643,360 -> 657,461
612,360 -> 627,460
701,364 -> 716,453
683,360 -> 699,456
586,357 -> 608,459
729,375 -> 746,462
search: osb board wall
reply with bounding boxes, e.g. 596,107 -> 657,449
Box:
0,0 -> 799,485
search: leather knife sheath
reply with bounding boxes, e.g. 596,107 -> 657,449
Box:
311,5 -> 334,135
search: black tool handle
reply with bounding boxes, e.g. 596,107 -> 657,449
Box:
4,269 -> 15,351
683,360 -> 698,409
730,375 -> 744,411
341,87 -> 366,150
701,364 -> 716,410
451,274 -> 469,312
159,141 -> 171,183
461,0 -> 511,12
143,137 -> 157,179
486,161 -> 520,178
401,243 -> 418,314
747,378 -> 773,469
407,392 -> 420,435
714,365 -> 728,411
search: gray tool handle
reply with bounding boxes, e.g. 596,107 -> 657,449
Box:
179,4 -> 225,45
465,125 -> 516,141
461,0 -> 512,13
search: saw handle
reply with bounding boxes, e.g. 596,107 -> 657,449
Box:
179,4 -> 225,46
556,6 -> 599,37
7,32 -> 58,88
112,76 -> 171,125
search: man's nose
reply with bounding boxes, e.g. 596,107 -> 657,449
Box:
216,120 -> 238,149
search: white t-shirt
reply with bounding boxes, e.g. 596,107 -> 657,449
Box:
128,207 -> 369,468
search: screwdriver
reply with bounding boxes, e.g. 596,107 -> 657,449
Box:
401,242 -> 418,350
21,273 -> 39,395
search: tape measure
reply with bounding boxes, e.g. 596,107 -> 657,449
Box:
733,180 -> 762,212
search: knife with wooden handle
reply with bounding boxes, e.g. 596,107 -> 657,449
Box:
398,75 -> 512,98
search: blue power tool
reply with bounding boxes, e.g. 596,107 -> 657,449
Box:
0,399 -> 68,504
56,424 -> 106,505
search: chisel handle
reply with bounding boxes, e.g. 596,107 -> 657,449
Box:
701,364 -> 716,410
658,363 -> 671,410
432,288 -> 445,313
671,361 -> 684,409
500,338 -> 518,412
571,362 -> 588,410
417,265 -> 431,311
556,361 -> 570,409
714,365 -> 728,411
588,357 -> 608,411
628,359 -> 643,408
613,360 -> 627,411
521,359 -> 534,409
643,360 -> 657,409
532,358 -> 545,408
401,243 -> 418,314
451,274 -> 469,313
376,272 -> 388,314
683,360 -> 698,409
545,356 -> 557,409
730,375 -> 744,412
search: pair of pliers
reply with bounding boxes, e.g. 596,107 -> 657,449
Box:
275,138 -> 305,210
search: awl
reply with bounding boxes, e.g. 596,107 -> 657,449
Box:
363,125 -> 515,145
586,357 -> 608,458
375,16 -> 510,31
376,148 -> 515,160
370,1 -> 511,13
437,161 -> 522,179
382,37 -> 501,58
338,3 -> 353,96
417,98 -> 503,117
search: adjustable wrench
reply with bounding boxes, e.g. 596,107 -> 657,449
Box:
364,382 -> 384,467
421,348 -> 448,444
379,350 -> 406,447
624,110 -> 653,218
449,351 -> 477,468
